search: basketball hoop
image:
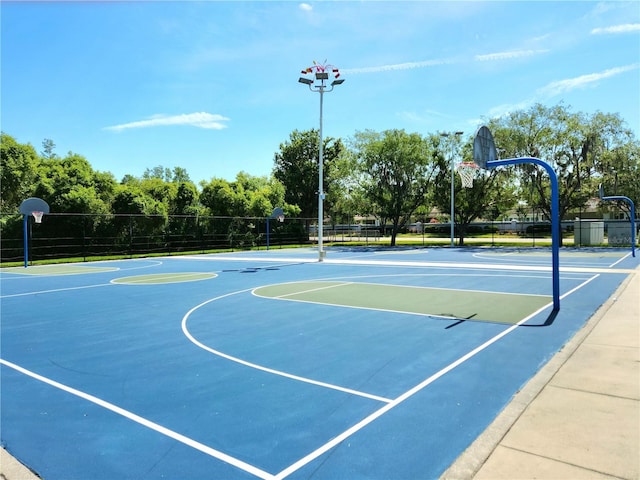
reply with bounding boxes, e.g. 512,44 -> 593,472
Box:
32,211 -> 44,224
271,207 -> 285,223
456,162 -> 479,188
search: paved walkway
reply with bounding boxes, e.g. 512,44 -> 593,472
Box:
444,266 -> 639,480
3,268 -> 638,480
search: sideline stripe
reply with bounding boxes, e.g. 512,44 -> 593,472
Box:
174,255 -> 636,274
323,258 -> 637,274
2,275 -> 601,479
176,255 -> 314,264
0,283 -> 113,299
0,358 -> 275,480
272,274 -> 600,479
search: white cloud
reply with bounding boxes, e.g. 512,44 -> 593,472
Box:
342,49 -> 547,77
299,3 -> 312,11
104,112 -> 230,132
591,23 -> 640,35
486,99 -> 534,120
474,50 -> 549,62
482,63 -> 639,124
343,58 -> 453,74
537,64 -> 639,97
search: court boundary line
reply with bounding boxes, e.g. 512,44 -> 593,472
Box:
0,272 -> 602,479
0,358 -> 276,480
0,282 -> 113,299
173,253 -> 635,274
471,251 -> 629,269
443,272 -> 635,478
272,273 -> 601,479
323,258 -> 635,274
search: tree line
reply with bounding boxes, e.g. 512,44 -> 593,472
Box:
2,102 -> 638,250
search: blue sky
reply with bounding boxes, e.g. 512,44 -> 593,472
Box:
2,1 -> 639,185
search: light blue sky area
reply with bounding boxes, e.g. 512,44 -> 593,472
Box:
2,1 -> 639,185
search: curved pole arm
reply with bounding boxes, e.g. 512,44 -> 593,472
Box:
487,157 -> 560,311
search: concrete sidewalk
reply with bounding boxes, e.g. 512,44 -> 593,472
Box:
3,269 -> 638,480
444,267 -> 639,480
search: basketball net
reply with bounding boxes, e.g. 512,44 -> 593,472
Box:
456,162 -> 479,188
32,211 -> 44,224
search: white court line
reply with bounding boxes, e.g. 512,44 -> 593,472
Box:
610,251 -> 633,268
316,272 -> 592,282
169,253 -> 637,274
253,279 -> 555,323
176,255 -> 315,264
272,273 -> 601,479
110,272 -> 217,285
0,282 -> 113,299
273,281 -> 353,299
181,289 -> 392,404
0,358 -> 276,480
323,258 -> 637,274
280,280 -> 553,298
2,274 -> 602,479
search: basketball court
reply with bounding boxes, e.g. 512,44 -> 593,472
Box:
3,126 -> 637,478
1,245 -> 637,479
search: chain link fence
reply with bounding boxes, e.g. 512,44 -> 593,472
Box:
0,213 -> 311,263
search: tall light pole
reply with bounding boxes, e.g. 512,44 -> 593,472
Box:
440,131 -> 464,247
299,61 -> 344,261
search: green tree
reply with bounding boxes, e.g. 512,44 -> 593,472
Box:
348,129 -> 437,246
0,133 -> 39,212
171,182 -> 200,216
140,177 -> 177,207
24,151 -> 118,243
142,165 -> 191,183
32,153 -> 113,213
432,137 -> 517,245
112,187 -> 148,215
597,139 -> 640,219
487,103 -> 638,243
200,177 -> 247,217
273,129 -> 344,219
41,138 -> 58,159
326,147 -> 366,225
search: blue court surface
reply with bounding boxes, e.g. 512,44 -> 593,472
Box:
1,246 -> 637,479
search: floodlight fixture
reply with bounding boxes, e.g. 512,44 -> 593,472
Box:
331,78 -> 345,86
298,77 -> 314,85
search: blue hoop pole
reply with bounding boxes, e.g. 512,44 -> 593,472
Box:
601,195 -> 636,258
23,214 -> 29,268
266,217 -> 271,250
487,157 -> 561,311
